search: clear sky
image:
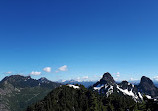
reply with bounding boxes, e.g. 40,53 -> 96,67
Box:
0,0 -> 158,82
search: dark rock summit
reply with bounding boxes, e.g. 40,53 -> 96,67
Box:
93,72 -> 115,87
102,72 -> 116,85
140,76 -> 155,86
138,76 -> 158,97
119,81 -> 133,90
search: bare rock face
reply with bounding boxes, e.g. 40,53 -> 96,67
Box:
138,76 -> 158,97
118,81 -> 138,92
93,72 -> 115,87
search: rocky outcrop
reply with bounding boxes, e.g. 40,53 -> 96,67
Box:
138,76 -> 158,98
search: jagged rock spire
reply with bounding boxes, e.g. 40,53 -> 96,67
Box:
93,72 -> 115,87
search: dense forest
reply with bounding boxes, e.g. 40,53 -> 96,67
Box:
26,85 -> 158,111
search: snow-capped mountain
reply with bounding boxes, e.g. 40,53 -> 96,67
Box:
117,81 -> 143,101
92,72 -> 158,101
93,72 -> 116,97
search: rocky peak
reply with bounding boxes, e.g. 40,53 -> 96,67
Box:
100,72 -> 115,85
93,72 -> 115,87
38,77 -> 50,83
119,81 -> 129,87
118,80 -> 137,92
138,76 -> 158,97
140,76 -> 154,86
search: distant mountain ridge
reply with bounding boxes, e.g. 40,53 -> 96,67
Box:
0,75 -> 60,111
60,79 -> 96,88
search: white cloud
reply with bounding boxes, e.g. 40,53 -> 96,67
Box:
30,71 -> 41,76
5,71 -> 12,74
153,76 -> 158,81
82,76 -> 88,79
43,67 -> 51,72
58,65 -> 68,71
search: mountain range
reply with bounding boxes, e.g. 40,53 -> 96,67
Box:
92,72 -> 158,101
1,72 -> 158,111
26,72 -> 158,111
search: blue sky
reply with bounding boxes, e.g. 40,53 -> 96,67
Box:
0,0 -> 158,81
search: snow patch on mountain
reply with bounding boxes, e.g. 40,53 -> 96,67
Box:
93,85 -> 104,90
146,95 -> 152,99
116,85 -> 140,101
138,92 -> 143,100
67,84 -> 80,89
106,86 -> 113,96
93,84 -> 109,91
